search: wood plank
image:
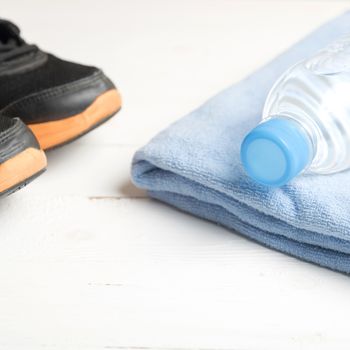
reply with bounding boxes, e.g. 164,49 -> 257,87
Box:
26,145 -> 144,197
0,196 -> 349,349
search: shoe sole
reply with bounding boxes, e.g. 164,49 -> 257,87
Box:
28,89 -> 122,150
0,148 -> 47,197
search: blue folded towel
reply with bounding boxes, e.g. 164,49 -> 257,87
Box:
132,12 -> 350,273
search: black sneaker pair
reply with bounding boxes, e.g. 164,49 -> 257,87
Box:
0,19 -> 122,196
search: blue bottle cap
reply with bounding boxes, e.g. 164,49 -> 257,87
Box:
240,118 -> 313,187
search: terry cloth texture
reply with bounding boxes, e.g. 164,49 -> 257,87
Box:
132,12 -> 350,273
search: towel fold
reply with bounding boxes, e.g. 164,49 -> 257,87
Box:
132,12 -> 350,273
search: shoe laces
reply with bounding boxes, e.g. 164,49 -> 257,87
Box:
0,19 -> 38,64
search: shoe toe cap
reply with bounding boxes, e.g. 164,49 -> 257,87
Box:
2,69 -> 117,124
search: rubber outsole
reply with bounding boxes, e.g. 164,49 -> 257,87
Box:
0,148 -> 47,197
0,168 -> 46,198
28,89 -> 122,150
47,107 -> 121,151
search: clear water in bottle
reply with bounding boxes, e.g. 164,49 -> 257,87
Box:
241,34 -> 350,187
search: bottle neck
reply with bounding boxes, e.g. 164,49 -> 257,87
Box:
264,114 -> 316,169
241,117 -> 316,186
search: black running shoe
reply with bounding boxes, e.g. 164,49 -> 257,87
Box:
0,115 -> 46,197
0,19 -> 122,150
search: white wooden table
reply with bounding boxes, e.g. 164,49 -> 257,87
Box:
2,1 -> 350,349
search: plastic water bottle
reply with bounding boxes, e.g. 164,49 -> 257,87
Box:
240,34 -> 350,187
